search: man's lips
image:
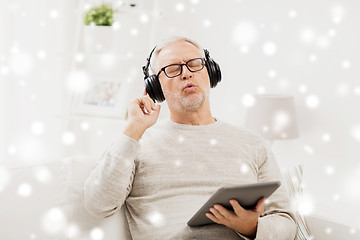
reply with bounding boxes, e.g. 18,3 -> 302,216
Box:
183,83 -> 197,90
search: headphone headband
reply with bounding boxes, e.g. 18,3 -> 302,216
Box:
142,46 -> 156,78
204,49 -> 210,59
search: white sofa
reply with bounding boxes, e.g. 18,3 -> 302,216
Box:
0,155 -> 359,240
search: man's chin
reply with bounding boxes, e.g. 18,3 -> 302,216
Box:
180,95 -> 205,111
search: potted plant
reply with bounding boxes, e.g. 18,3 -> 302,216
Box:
83,3 -> 116,53
84,3 -> 115,26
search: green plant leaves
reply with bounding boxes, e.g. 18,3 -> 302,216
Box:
84,3 -> 115,26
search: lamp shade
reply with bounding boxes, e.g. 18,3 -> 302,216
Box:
244,94 -> 299,140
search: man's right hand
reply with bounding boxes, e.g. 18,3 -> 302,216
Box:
123,89 -> 161,142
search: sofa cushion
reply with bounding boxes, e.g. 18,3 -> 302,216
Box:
63,155 -> 132,240
306,215 -> 360,240
282,164 -> 312,240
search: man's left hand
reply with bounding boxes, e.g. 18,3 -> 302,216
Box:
205,197 -> 266,239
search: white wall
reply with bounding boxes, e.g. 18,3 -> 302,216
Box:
2,0 -> 360,232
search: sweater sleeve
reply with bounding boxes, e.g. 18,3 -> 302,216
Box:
82,134 -> 140,218
250,141 -> 298,240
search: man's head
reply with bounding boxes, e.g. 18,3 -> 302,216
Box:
148,36 -> 211,113
143,36 -> 221,121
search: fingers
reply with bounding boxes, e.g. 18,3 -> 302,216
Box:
229,199 -> 245,216
229,198 -> 265,216
207,204 -> 235,223
141,88 -> 154,111
255,197 -> 266,214
136,95 -> 155,114
149,105 -> 161,118
154,104 -> 161,113
205,212 -> 220,224
126,88 -> 160,128
206,207 -> 225,224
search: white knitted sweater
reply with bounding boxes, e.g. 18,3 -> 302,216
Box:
83,118 -> 297,240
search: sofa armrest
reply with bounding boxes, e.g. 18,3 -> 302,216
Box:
63,155 -> 133,240
305,215 -> 360,240
0,161 -> 68,240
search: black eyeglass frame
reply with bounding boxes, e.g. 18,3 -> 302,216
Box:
156,58 -> 206,78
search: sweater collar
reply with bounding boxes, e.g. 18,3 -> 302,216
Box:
163,117 -> 221,130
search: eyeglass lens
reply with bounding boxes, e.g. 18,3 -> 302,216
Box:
164,58 -> 204,78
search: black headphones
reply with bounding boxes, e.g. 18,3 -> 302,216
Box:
142,46 -> 222,103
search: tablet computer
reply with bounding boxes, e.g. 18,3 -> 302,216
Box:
187,181 -> 281,227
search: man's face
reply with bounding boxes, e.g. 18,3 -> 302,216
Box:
156,41 -> 210,112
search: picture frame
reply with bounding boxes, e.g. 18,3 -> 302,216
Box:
70,77 -> 130,119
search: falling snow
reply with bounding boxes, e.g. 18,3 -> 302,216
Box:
90,227 -> 104,240
241,94 -> 256,108
305,95 -> 320,109
31,121 -> 45,135
80,121 -> 91,131
41,207 -> 67,234
263,42 -> 277,56
147,211 -> 166,227
17,183 -> 32,197
34,167 -> 52,183
1,0 -> 360,238
62,132 -> 76,145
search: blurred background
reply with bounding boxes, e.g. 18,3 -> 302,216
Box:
1,0 -> 360,234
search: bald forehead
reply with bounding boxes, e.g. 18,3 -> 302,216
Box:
158,40 -> 201,55
156,41 -> 203,68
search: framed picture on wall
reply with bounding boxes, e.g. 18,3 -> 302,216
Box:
70,77 -> 130,119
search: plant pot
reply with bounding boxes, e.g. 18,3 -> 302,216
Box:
84,25 -> 114,54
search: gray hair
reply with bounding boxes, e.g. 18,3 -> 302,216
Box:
149,36 -> 205,74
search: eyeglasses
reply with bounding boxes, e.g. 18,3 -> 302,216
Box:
157,58 -> 205,78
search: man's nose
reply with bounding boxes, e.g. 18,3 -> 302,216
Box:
180,64 -> 193,80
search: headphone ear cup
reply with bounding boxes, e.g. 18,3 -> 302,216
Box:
205,59 -> 222,88
144,75 -> 165,103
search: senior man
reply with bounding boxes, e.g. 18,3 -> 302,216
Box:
83,36 -> 297,240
